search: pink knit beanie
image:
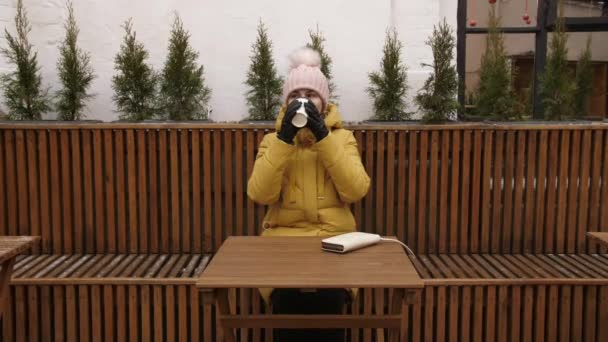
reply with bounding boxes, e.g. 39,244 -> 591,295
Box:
282,47 -> 330,107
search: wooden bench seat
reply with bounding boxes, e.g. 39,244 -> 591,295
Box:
411,253 -> 608,285
10,254 -> 210,285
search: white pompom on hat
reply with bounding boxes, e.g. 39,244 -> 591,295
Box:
282,47 -> 330,107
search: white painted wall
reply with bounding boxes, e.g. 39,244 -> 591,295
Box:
0,0 -> 457,122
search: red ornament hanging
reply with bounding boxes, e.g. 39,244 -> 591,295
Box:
470,19 -> 477,27
523,0 -> 530,23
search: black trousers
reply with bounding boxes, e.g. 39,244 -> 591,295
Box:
270,288 -> 350,342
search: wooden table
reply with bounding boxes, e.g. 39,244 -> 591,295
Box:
0,236 -> 40,319
587,232 -> 608,249
196,236 -> 423,342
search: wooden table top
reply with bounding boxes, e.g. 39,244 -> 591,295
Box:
0,236 -> 40,264
196,236 -> 423,289
587,232 -> 608,248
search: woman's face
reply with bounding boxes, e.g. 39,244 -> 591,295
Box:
286,89 -> 324,113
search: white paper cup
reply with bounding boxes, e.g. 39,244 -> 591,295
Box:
292,111 -> 308,128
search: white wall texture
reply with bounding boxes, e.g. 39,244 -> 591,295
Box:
0,0 -> 456,122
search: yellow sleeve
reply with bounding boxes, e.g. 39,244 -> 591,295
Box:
315,130 -> 370,203
247,133 -> 296,205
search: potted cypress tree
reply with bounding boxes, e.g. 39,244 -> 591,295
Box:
157,14 -> 211,121
243,20 -> 283,123
55,1 -> 96,122
1,0 -> 50,121
366,28 -> 412,123
307,25 -> 338,104
111,19 -> 158,121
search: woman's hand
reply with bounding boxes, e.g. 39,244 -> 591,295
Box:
277,100 -> 302,145
304,102 -> 329,142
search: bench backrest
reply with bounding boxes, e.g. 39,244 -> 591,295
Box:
1,122 -> 607,254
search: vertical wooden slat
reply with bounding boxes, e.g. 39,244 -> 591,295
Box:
522,286 -> 534,342
588,131 -> 603,254
50,130 -> 63,252
546,286 -> 559,342
148,129 -> 159,253
472,286 -> 483,342
205,130 -> 214,252
34,130 -> 50,252
115,130 -> 127,253
78,285 -> 90,342
485,286 -> 496,342
245,130 -> 255,240
511,286 -> 523,342
116,286 -> 127,342
60,130 -> 73,252
213,129 -> 224,247
460,286 -> 471,342
534,285 -> 546,342
235,130 -> 244,238
584,286 -> 597,342
170,129 -> 180,252
566,131 -> 581,254
15,286 -> 26,342
91,285 -> 102,342
66,285 -> 77,342
81,130 -> 94,253
424,287 -> 434,342
27,285 -> 39,342
497,286 -> 508,342
502,131 -> 515,254
181,130 -> 192,252
153,286 -> 164,342
93,130 -> 105,253
364,288 -> 373,342
470,131 -> 483,253
449,130 -> 461,254
41,286 -> 51,342
481,131 -> 493,253
70,130 -> 83,254
559,285 -> 572,342
54,286 -> 66,341
460,130 -> 471,254
511,131 -> 526,253
545,131 -> 560,253
104,130 -> 116,253
436,286 -> 446,342
428,131 -> 439,254
15,130 -> 29,237
192,130 -> 202,251
178,286 -> 188,342
191,286 -> 200,342
26,130 -> 41,253
571,286 -> 584,342
126,129 -> 138,253
3,130 -> 18,237
577,131 -> 592,253
166,285 -> 176,342
139,130 -> 149,253
141,285 -> 151,341
601,135 -> 608,254
375,130 -> 385,236
128,285 -> 139,341
535,131 -> 549,254
0,130 -> 5,236
448,286 -> 459,342
395,131 -> 406,243
439,130 -> 450,253
556,131 -> 571,253
204,299 -> 213,342
417,132 -> 428,254
523,131 -> 537,254
598,286 -> 608,342
252,288 -> 262,342
104,285 -> 114,342
159,130 -> 170,253
407,131 -> 417,250
386,130 -> 395,238
224,129 -> 234,240
491,131 -> 504,254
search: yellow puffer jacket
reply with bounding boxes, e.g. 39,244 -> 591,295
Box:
247,104 -> 370,303
247,104 -> 370,236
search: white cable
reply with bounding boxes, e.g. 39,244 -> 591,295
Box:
380,238 -> 416,258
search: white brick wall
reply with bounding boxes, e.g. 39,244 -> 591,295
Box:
0,0 -> 456,122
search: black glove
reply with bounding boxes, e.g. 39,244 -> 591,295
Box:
277,100 -> 302,145
304,102 -> 329,142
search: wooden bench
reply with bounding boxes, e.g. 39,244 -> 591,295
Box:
1,122 -> 608,341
